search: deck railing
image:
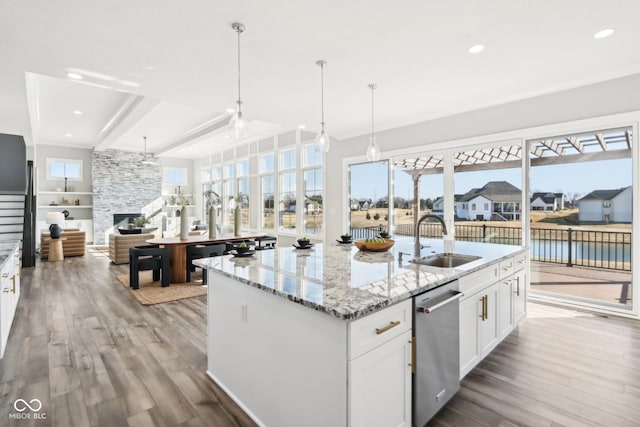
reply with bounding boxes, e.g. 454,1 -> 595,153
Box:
350,224 -> 631,271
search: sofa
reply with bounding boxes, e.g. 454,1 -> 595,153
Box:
108,232 -> 155,264
40,228 -> 86,259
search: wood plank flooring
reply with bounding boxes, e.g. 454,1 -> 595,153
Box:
1,249 -> 638,426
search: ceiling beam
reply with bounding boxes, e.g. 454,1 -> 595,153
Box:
529,145 -> 546,158
93,95 -> 161,151
155,114 -> 231,155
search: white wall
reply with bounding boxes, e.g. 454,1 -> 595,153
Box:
468,196 -> 491,220
613,187 -> 633,222
578,200 -> 602,222
326,73 -> 640,240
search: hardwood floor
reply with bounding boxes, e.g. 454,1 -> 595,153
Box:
1,249 -> 638,426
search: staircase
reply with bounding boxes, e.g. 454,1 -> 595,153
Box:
0,194 -> 25,243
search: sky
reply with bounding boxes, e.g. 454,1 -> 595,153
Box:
349,158 -> 632,201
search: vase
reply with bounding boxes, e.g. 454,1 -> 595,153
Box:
208,206 -> 217,239
234,205 -> 241,237
180,206 -> 189,240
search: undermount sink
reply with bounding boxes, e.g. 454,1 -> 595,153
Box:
410,253 -> 481,268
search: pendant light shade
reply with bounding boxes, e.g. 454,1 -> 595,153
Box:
314,60 -> 330,153
229,23 -> 249,140
366,83 -> 381,162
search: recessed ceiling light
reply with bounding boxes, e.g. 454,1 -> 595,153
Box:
226,108 -> 236,114
119,80 -> 140,87
65,133 -> 73,137
67,72 -> 83,80
594,29 -> 614,39
73,110 -> 83,115
469,44 -> 485,54
298,125 -> 306,129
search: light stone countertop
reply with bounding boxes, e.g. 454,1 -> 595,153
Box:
194,237 -> 526,320
0,241 -> 19,271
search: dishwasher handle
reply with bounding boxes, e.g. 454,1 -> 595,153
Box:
416,291 -> 463,314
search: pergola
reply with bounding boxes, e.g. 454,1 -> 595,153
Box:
394,127 -> 633,219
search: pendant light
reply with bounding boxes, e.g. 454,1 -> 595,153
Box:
314,60 -> 330,153
141,136 -> 158,165
366,83 -> 381,162
229,23 -> 249,140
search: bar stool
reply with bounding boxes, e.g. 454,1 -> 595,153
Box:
129,244 -> 170,290
186,243 -> 226,284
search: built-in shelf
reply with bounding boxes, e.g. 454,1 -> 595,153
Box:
39,191 -> 93,195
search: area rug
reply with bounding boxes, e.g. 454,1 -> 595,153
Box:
116,271 -> 207,305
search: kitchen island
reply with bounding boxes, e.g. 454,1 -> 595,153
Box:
195,238 -> 527,427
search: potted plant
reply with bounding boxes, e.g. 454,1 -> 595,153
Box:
379,228 -> 390,239
340,232 -> 352,242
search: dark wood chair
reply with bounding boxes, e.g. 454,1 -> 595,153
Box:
186,243 -> 226,284
256,235 -> 277,250
129,244 -> 170,290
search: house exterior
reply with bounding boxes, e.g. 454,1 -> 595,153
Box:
431,195 -> 463,216
530,192 -> 565,211
577,186 -> 632,222
456,181 -> 522,221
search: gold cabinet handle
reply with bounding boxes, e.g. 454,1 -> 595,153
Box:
1,273 -> 8,278
479,295 -> 487,321
11,275 -> 16,294
375,320 -> 401,335
408,337 -> 416,374
515,276 -> 520,297
483,295 -> 488,320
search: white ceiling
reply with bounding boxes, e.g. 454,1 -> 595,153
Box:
3,1 -> 640,159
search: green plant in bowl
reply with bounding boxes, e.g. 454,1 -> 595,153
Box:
297,236 -> 311,247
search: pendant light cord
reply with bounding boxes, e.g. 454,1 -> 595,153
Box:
371,85 -> 374,137
236,26 -> 242,107
320,62 -> 325,129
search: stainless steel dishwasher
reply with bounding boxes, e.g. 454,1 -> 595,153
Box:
413,280 -> 462,426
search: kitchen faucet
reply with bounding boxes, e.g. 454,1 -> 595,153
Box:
414,214 -> 448,258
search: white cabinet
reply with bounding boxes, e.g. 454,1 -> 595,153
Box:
348,299 -> 412,427
349,330 -> 412,427
497,278 -> 513,339
1,245 -> 20,358
459,250 -> 528,379
513,269 -> 527,324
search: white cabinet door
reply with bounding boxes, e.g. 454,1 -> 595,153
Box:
349,330 -> 412,427
497,278 -> 513,339
459,294 -> 481,379
513,270 -> 526,325
477,283 -> 498,356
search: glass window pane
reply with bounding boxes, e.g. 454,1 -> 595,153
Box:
238,177 -> 250,229
279,172 -> 296,231
212,166 -> 222,180
262,175 -> 275,230
261,154 -> 274,174
224,162 -> 235,178
237,159 -> 249,177
349,161 -> 389,238
65,163 -> 80,178
50,161 -> 66,178
280,149 -> 296,170
304,168 -> 323,234
202,167 -> 211,182
163,167 -> 187,185
303,145 -> 322,167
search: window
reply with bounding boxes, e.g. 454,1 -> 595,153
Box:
279,149 -> 296,231
304,168 -> 323,233
237,159 -> 250,231
47,158 -> 83,180
223,162 -> 236,228
164,167 -> 187,185
484,203 -> 489,210
261,154 -> 275,230
603,200 -> 612,208
471,203 -> 476,210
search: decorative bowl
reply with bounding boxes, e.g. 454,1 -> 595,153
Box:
297,239 -> 311,248
339,235 -> 352,242
354,238 -> 395,252
236,244 -> 251,254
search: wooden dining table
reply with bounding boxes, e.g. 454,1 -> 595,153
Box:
146,233 -> 265,284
